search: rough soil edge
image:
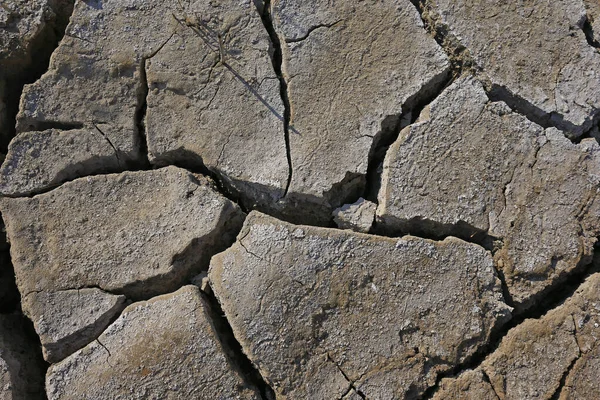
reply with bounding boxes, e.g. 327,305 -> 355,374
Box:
363,66 -> 452,206
0,217 -> 19,313
200,285 -> 276,400
410,0 -> 600,141
253,0 -> 294,197
136,33 -> 176,168
1,1 -> 76,152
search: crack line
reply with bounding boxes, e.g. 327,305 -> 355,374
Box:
421,251 -> 600,399
582,14 -> 600,49
92,123 -> 122,166
481,369 -> 502,400
549,325 -> 581,400
325,352 -> 367,399
286,20 -> 344,43
255,0 -> 295,197
201,288 -> 276,400
96,338 -> 113,367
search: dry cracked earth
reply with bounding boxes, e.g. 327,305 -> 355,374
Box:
2,0 -> 600,399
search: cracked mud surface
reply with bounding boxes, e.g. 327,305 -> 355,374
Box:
1,0 -> 600,399
210,211 -> 511,399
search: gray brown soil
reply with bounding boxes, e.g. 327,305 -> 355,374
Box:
1,0 -> 600,399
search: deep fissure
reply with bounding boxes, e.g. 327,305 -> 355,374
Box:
1,214 -> 48,399
254,0 -> 294,197
201,288 -> 276,400
10,313 -> 49,400
134,57 -> 152,167
0,3 -> 76,397
362,73 -> 454,207
362,0 -> 466,206
371,214 -> 501,254
134,32 -> 175,169
3,1 -> 600,397
409,0 -> 598,142
4,155 -> 509,249
486,84 -> 593,142
0,0 -> 75,153
495,267 -> 515,309
420,246 -> 600,400
171,159 -> 251,214
583,14 -> 600,49
481,369 -> 502,400
0,221 -> 19,314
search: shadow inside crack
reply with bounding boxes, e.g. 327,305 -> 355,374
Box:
373,213 -> 501,252
0,228 -> 19,313
0,0 -> 76,153
200,286 -> 276,400
419,244 -> 600,400
1,214 -> 48,399
582,14 -> 600,49
488,84 -> 596,140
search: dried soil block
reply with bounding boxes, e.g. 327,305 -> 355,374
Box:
0,128 -> 125,197
268,0 -> 449,222
145,0 -> 289,211
435,272 -> 600,400
332,197 -> 376,233
209,211 -> 511,399
1,167 -> 244,360
1,166 -> 244,298
22,289 -> 126,363
428,0 -> 600,136
378,77 -> 600,309
46,286 -> 261,400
